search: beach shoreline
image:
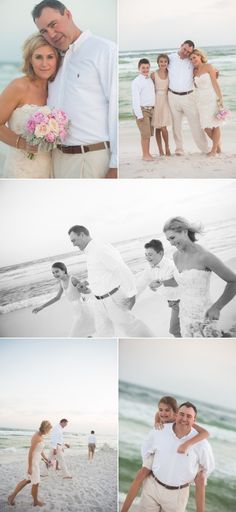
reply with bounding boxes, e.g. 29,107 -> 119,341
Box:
119,120 -> 236,179
0,446 -> 117,511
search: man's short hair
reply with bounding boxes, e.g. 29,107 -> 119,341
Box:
179,401 -> 197,415
144,239 -> 164,254
60,418 -> 68,423
182,40 -> 195,49
32,0 -> 66,21
138,58 -> 150,68
68,225 -> 90,236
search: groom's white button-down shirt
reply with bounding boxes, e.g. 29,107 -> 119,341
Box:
50,424 -> 64,449
47,30 -> 117,168
84,239 -> 137,297
142,423 -> 215,486
168,53 -> 194,92
132,75 -> 155,119
136,256 -> 180,301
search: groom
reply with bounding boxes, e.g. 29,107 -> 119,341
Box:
32,0 -> 117,179
168,40 -> 209,155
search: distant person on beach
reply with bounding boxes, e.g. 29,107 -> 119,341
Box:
8,420 -> 52,507
49,419 -> 72,479
32,0 -> 117,179
191,48 -> 224,156
32,261 -> 95,337
121,397 -> 210,512
68,225 -> 153,337
136,239 -> 181,337
151,54 -> 172,156
88,430 -> 97,461
168,40 -> 209,155
0,34 -> 60,178
131,58 -> 155,161
163,216 -> 236,337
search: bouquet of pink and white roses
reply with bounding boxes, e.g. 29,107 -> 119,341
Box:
24,106 -> 69,159
216,102 -> 231,122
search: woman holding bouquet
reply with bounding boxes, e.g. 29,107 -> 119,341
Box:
163,216 -> 236,337
0,33 -> 60,178
32,262 -> 95,337
190,48 -> 224,156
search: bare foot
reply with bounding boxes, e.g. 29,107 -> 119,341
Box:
175,149 -> 184,156
8,495 -> 15,506
142,155 -> 154,161
34,500 -> 45,507
63,476 -> 72,479
166,148 -> 171,156
207,150 -> 217,157
159,150 -> 164,156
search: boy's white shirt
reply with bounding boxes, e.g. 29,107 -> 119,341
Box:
136,256 -> 180,301
131,74 -> 155,118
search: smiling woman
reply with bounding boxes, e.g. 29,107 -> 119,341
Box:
163,216 -> 236,336
0,33 -> 60,178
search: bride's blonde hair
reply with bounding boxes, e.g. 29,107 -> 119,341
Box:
163,217 -> 203,242
22,33 -> 60,80
191,48 -> 208,64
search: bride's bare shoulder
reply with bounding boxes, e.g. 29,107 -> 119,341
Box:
6,76 -> 30,93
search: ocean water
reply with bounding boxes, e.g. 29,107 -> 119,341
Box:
119,381 -> 236,511
0,216 -> 236,315
119,45 -> 236,121
0,427 -> 117,456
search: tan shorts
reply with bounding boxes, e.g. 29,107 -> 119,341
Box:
136,107 -> 154,139
88,443 -> 96,453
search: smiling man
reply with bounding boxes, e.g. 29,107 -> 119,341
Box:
32,0 -> 117,179
140,402 -> 215,512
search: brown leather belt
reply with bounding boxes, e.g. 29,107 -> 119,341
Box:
152,472 -> 189,490
95,286 -> 120,300
57,141 -> 110,154
168,88 -> 193,96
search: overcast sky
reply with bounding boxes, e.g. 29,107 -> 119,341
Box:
0,339 -> 117,432
119,0 -> 236,50
0,179 -> 235,267
119,339 -> 236,410
0,0 -> 117,61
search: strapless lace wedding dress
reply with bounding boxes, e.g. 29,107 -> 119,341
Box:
3,105 -> 52,178
174,268 -> 212,337
194,73 -> 222,129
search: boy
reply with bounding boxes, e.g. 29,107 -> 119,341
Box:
131,59 -> 155,161
137,239 -> 181,337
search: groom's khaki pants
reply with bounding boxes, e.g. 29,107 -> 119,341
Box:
138,475 -> 189,512
92,289 -> 153,337
49,446 -> 71,477
52,147 -> 110,178
168,91 -> 208,153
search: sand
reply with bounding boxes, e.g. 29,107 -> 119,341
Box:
0,445 -> 117,511
0,258 -> 236,338
119,120 -> 236,179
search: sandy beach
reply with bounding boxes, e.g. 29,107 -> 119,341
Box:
119,120 -> 236,179
0,258 -> 236,338
0,445 -> 117,511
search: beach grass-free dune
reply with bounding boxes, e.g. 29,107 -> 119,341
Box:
119,121 -> 236,179
0,259 -> 236,338
0,445 -> 117,511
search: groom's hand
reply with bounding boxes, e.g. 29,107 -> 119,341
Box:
121,296 -> 136,310
149,280 -> 162,291
105,168 -> 117,179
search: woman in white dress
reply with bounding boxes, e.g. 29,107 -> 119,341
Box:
163,217 -> 236,337
32,262 -> 95,337
0,34 -> 60,178
190,48 -> 223,156
8,420 -> 52,507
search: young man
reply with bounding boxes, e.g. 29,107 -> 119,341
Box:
131,58 -> 155,161
137,239 -> 181,337
32,0 -> 117,178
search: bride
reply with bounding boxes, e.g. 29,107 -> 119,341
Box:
163,217 -> 236,337
0,33 -> 60,178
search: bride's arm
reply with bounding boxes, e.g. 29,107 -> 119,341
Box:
204,251 -> 236,320
206,64 -> 223,106
0,79 -> 36,151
